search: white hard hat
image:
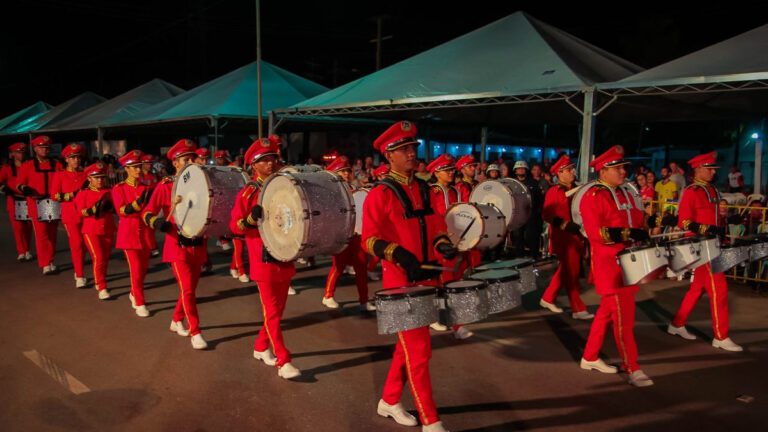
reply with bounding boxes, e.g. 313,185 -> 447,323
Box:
513,160 -> 528,170
486,164 -> 499,173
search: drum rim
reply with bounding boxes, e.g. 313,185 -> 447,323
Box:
469,269 -> 521,282
446,202 -> 484,251
375,286 -> 437,299
444,279 -> 486,289
171,164 -> 212,238
257,171 -> 312,261
618,245 -> 666,255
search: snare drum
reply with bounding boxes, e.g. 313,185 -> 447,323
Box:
710,244 -> 750,274
258,170 -> 355,262
475,258 -> 536,294
374,286 -> 439,335
172,164 -> 249,238
469,179 -> 532,230
445,202 -> 506,251
352,189 -> 369,235
697,235 -> 721,263
443,280 -> 490,326
36,198 -> 61,222
749,239 -> 768,262
617,245 -> 668,285
470,269 -> 521,314
665,238 -> 702,272
14,199 -> 30,221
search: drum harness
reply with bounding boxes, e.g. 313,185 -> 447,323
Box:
32,158 -> 54,198
431,183 -> 459,211
377,177 -> 435,265
9,162 -> 24,201
679,183 -> 721,227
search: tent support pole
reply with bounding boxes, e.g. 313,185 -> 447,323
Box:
578,89 -> 595,182
213,117 -> 219,152
97,128 -> 104,157
480,126 -> 488,164
268,111 -> 275,136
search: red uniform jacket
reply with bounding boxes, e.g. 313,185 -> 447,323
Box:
361,171 -> 448,288
75,187 -> 116,236
678,180 -> 721,235
141,171 -> 158,189
230,179 -> 296,282
543,182 -> 583,253
16,158 -> 63,197
0,162 -> 25,213
51,168 -> 87,224
455,177 -> 475,202
112,178 -> 154,250
430,184 -> 459,217
580,182 -> 644,295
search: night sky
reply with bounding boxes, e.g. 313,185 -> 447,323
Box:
2,0 -> 768,116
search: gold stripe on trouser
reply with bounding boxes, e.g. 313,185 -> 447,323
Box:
324,266 -> 337,298
171,262 -> 191,321
707,264 -> 722,340
614,295 -> 631,373
398,332 -> 428,425
124,251 -> 135,292
84,234 -> 99,289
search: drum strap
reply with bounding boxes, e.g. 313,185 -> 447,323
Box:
683,183 -> 721,226
33,158 -> 54,196
378,177 -> 434,263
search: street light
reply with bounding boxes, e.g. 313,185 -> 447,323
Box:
752,133 -> 759,139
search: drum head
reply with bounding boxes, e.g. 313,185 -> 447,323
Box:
470,269 -> 520,283
375,286 -> 437,299
444,280 -> 485,292
280,164 -> 323,173
445,203 -> 483,251
172,165 -> 211,238
470,179 -> 531,230
352,189 -> 369,235
258,174 -> 309,261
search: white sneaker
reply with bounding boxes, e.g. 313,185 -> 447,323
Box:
322,296 -> 340,309
253,348 -> 277,366
221,242 -> 232,251
201,263 -> 212,273
572,311 -> 595,320
345,266 -> 356,275
98,289 -> 111,300
628,370 -> 654,387
230,268 -> 239,278
169,320 -> 190,337
75,277 -> 87,288
297,258 -> 307,265
361,302 -> 377,312
667,324 -> 696,340
42,265 -> 52,275
191,333 -> 208,350
49,263 -> 57,272
151,249 -> 160,257
540,299 -> 563,313
287,287 -> 297,295
129,293 -> 137,309
377,399 -> 418,426
712,337 -> 743,352
429,322 -> 448,331
238,274 -> 250,283
367,271 -> 380,281
278,362 -> 301,379
454,327 -> 474,340
423,421 -> 450,432
135,305 -> 150,317
24,251 -> 33,261
216,240 -> 222,247
16,254 -> 24,261
580,357 -> 618,374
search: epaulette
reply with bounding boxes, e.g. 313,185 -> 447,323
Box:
590,182 -> 611,197
160,176 -> 173,185
243,182 -> 259,200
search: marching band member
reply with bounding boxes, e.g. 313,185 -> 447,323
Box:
579,145 -> 654,387
0,143 -> 33,261
51,144 -> 88,288
363,121 -> 457,432
365,164 -> 391,281
142,139 -> 209,350
140,154 -> 159,256
231,138 -> 300,379
428,153 -> 473,339
539,154 -> 593,319
75,162 -> 116,299
667,151 -> 743,351
193,148 -> 214,274
453,154 -> 481,268
213,149 -> 235,253
113,150 -> 154,317
15,135 -> 63,274
194,147 -> 210,165
321,155 -> 376,311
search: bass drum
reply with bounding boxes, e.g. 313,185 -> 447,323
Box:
172,164 -> 249,238
469,178 -> 531,230
444,202 -> 506,251
352,189 -> 369,235
258,170 -> 355,262
280,164 -> 323,173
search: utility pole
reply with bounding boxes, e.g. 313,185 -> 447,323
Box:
255,0 -> 263,138
369,16 -> 392,71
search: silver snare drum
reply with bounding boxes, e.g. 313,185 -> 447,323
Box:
475,258 -> 536,294
36,198 -> 61,222
14,199 -> 30,221
697,235 -> 722,264
710,244 -> 750,274
443,280 -> 489,327
749,239 -> 768,262
374,286 -> 438,335
665,238 -> 702,272
617,245 -> 668,285
470,269 -> 521,314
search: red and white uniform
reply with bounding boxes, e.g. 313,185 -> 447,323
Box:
51,166 -> 87,278
113,177 -> 154,306
75,185 -> 116,291
0,158 -> 32,256
16,156 -> 63,268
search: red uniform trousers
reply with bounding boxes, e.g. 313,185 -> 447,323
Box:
541,241 -> 586,312
6,198 -> 32,255
583,291 -> 639,373
83,233 -> 113,291
125,249 -> 151,306
254,279 -> 292,367
28,199 -> 58,268
383,326 -> 439,425
672,263 -> 729,340
170,258 -> 203,336
324,236 -> 369,303
229,237 -> 246,276
63,222 -> 86,278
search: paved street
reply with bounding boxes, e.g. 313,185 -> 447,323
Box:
1,213 -> 766,432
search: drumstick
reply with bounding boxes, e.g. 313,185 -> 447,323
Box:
420,264 -> 455,272
650,230 -> 686,239
169,194 -> 183,216
454,217 -> 477,248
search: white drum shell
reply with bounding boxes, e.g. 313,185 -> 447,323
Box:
258,171 -> 355,262
14,200 -> 30,221
36,198 -> 61,222
470,179 -> 532,230
666,239 -> 703,272
698,237 -> 722,263
352,189 -> 369,235
445,202 -> 506,251
618,246 -> 668,285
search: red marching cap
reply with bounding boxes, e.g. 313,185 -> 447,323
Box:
268,134 -> 283,146
31,135 -> 52,148
590,145 -> 629,171
373,121 -> 418,154
167,139 -> 198,160
373,164 -> 390,177
550,154 -> 575,175
244,138 -> 278,165
120,149 -> 145,166
688,151 -> 718,169
426,154 -> 455,173
61,143 -> 85,158
195,147 -> 211,158
84,161 -> 108,177
140,154 -> 154,163
455,154 -> 478,171
9,142 -> 26,152
326,155 -> 351,172
213,150 -> 230,160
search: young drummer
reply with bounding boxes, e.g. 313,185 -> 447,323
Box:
51,144 -> 88,288
113,150 -> 154,317
75,162 -> 116,300
0,143 -> 33,261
